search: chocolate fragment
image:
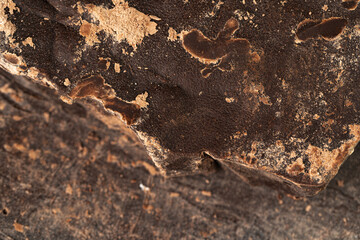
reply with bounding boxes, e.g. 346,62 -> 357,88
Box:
1,0 -> 359,197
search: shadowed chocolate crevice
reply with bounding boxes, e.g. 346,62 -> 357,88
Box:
182,17 -> 252,77
296,17 -> 348,42
70,75 -> 140,125
341,0 -> 359,10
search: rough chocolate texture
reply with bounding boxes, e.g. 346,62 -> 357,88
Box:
1,67 -> 360,239
1,0 -> 359,198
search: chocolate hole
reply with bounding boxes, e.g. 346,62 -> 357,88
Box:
2,209 -> 8,215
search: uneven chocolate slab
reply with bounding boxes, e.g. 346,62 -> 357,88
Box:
1,67 -> 360,240
1,0 -> 359,196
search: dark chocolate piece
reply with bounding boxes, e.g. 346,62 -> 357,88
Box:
1,0 -> 359,197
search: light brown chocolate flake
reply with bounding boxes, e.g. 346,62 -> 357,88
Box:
65,184 -> 73,195
77,0 -> 158,50
22,37 -> 35,48
64,78 -> 71,86
114,63 -> 121,73
168,27 -> 178,42
13,222 -> 24,233
0,0 -> 18,42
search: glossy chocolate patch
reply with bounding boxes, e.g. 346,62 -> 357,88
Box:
70,75 -> 140,125
182,18 -> 251,77
296,17 -> 348,42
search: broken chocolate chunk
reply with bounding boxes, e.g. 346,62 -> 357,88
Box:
1,0 -> 359,197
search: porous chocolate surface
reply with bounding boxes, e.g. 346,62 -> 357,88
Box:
1,0 -> 360,196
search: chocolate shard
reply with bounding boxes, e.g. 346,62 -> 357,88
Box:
1,0 -> 359,197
